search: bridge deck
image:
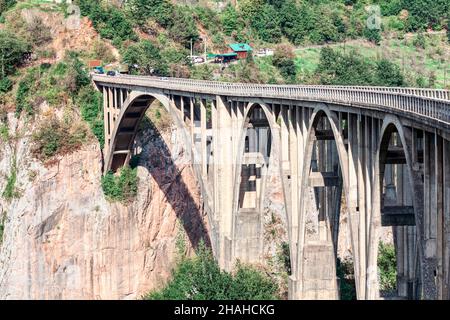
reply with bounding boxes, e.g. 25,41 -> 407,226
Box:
92,74 -> 450,129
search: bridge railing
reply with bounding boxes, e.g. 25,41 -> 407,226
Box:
113,74 -> 450,100
92,74 -> 450,126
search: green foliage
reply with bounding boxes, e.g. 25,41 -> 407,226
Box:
145,243 -> 279,300
364,27 -> 382,45
315,47 -> 406,87
413,32 -> 427,49
378,242 -> 397,293
64,51 -> 90,96
272,44 -> 297,82
221,4 -> 240,37
277,242 -> 291,275
126,0 -> 174,28
0,0 -> 15,16
403,0 -> 449,31
31,118 -> 88,161
122,40 -> 168,76
0,76 -> 12,93
251,4 -> 282,43
0,121 -> 9,142
0,29 -> 29,78
76,0 -> 137,45
76,86 -> 104,148
168,6 -> 199,49
375,59 -> 405,86
2,158 -> 19,200
15,72 -> 35,116
336,258 -> 357,300
101,166 -> 138,202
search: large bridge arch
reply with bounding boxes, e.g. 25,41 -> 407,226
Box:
105,90 -> 172,172
229,101 -> 289,266
367,115 -> 433,300
294,104 -> 356,299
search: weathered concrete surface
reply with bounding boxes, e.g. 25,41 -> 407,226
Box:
0,113 -> 207,300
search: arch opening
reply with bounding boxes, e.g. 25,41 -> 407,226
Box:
108,92 -> 211,250
299,110 -> 356,300
377,123 -> 420,300
233,103 -> 291,298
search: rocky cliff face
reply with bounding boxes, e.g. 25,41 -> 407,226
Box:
0,112 -> 208,300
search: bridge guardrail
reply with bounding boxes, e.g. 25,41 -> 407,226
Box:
92,74 -> 450,126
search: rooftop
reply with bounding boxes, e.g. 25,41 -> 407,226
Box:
229,43 -> 253,52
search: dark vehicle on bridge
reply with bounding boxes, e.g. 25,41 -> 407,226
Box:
107,70 -> 117,76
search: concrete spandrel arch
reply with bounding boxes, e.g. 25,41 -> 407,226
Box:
230,101 -> 287,258
105,89 -> 190,173
366,115 -> 423,299
295,103 -> 353,298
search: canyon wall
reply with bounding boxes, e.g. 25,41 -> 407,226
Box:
0,113 -> 207,299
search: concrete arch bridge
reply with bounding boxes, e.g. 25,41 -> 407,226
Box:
92,74 -> 450,300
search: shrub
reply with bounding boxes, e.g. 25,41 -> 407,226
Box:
0,0 -> 16,16
0,29 -> 29,78
122,40 -> 168,76
0,121 -> 9,142
378,242 -> 397,293
2,159 -> 19,200
76,86 -> 104,148
15,75 -> 35,116
101,166 -> 138,202
413,32 -> 426,49
364,27 -> 381,45
336,258 -> 357,300
145,242 -> 279,300
0,76 -> 12,93
76,0 -> 137,45
31,118 -> 88,161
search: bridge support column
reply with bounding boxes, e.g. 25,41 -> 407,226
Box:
213,96 -> 234,271
103,86 -> 111,155
443,138 -> 450,299
347,113 -> 364,299
200,99 -> 207,178
422,131 -> 438,299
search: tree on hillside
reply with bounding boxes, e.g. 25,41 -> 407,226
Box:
239,0 -> 264,24
315,47 -> 375,85
221,4 -> 239,36
403,0 -> 449,31
122,40 -> 168,76
375,59 -> 405,87
168,6 -> 199,49
251,4 -> 282,43
279,0 -> 304,45
272,44 -> 297,82
0,30 -> 29,78
125,0 -> 174,28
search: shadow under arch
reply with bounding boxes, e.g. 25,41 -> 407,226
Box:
367,116 -> 423,300
106,90 -> 211,250
296,104 -> 355,299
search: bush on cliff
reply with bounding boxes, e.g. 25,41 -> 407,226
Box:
101,166 -> 138,202
31,117 -> 89,161
145,243 -> 279,300
378,242 -> 397,293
